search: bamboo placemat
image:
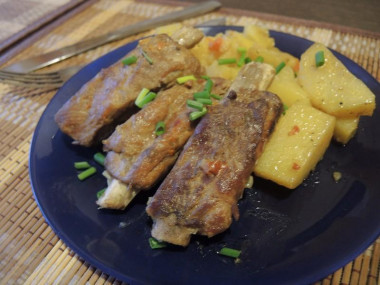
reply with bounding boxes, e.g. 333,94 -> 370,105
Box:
0,0 -> 88,54
0,0 -> 379,284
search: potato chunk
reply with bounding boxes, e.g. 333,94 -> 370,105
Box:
334,117 -> 359,144
254,102 -> 336,189
298,43 -> 376,118
243,25 -> 274,49
268,66 -> 311,107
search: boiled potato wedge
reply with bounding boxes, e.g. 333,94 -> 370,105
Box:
243,25 -> 274,49
268,66 -> 311,107
298,43 -> 376,118
334,117 -> 359,144
254,102 -> 336,189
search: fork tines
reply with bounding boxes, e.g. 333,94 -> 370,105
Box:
0,66 -> 81,88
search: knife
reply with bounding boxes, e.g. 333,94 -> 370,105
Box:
3,1 -> 221,73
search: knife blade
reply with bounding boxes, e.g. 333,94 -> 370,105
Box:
3,1 -> 221,73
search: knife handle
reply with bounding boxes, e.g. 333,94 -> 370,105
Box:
4,1 -> 221,73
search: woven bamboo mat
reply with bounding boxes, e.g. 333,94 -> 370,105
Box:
0,0 -> 87,54
0,0 -> 379,284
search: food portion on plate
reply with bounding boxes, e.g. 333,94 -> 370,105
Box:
55,32 -> 203,147
98,77 -> 230,210
146,64 -> 282,246
54,25 -> 376,247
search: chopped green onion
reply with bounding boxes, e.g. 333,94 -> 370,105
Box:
244,57 -> 252,64
237,47 -> 247,53
203,78 -> 214,93
282,104 -> 289,115
187,99 -> 204,111
218,247 -> 241,258
176,75 -> 197,84
77,167 -> 96,181
315,50 -> 325,67
155,121 -> 165,136
193,90 -> 210,99
139,92 -> 156,108
196,98 -> 212,105
218,58 -> 237,65
96,188 -> 106,199
74,161 -> 91,169
94,152 -> 105,166
275,61 -> 286,74
149,237 -> 167,249
200,75 -> 210,80
141,50 -> 153,64
121,55 -> 137,66
189,107 -> 207,121
237,48 -> 247,67
210,93 -> 221,100
135,88 -> 156,108
255,56 -> 264,63
135,88 -> 149,106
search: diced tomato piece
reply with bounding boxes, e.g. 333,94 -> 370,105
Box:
208,37 -> 223,52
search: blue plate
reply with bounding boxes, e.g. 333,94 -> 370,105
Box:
29,26 -> 380,285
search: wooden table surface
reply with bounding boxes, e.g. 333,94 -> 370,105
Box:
0,0 -> 379,284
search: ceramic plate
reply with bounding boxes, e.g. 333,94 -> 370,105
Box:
29,26 -> 380,285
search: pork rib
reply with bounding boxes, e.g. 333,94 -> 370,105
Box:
97,78 -> 230,209
55,34 -> 203,146
146,63 -> 282,246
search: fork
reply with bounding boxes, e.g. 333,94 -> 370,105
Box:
0,65 -> 82,89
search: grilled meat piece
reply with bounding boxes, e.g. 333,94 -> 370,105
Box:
55,34 -> 203,146
221,62 -> 275,104
97,78 -> 230,209
146,63 -> 282,246
171,26 -> 204,49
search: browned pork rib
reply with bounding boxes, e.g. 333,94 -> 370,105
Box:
55,34 -> 203,146
146,63 -> 282,246
97,78 -> 230,209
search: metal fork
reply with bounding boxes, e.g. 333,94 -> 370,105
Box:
0,65 -> 82,89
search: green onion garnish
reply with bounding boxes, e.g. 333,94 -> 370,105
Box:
244,57 -> 252,64
203,78 -> 213,93
141,50 -> 153,65
135,88 -> 156,108
121,55 -> 137,66
74,161 -> 91,169
193,90 -> 210,99
255,56 -> 264,63
155,121 -> 165,136
315,50 -> 325,67
94,152 -> 105,166
139,92 -> 156,107
135,88 -> 149,106
189,107 -> 207,121
218,58 -> 237,65
218,247 -> 241,258
196,98 -> 212,105
275,61 -> 286,74
96,188 -> 106,199
210,94 -> 221,100
77,167 -> 97,181
149,237 -> 167,249
282,104 -> 289,115
176,75 -> 197,84
187,99 -> 204,111
237,48 -> 247,67
200,75 -> 210,80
